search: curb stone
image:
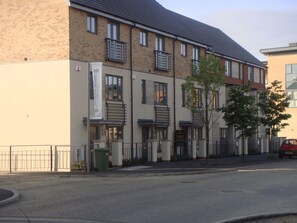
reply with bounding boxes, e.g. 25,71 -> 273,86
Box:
0,189 -> 20,207
216,212 -> 297,223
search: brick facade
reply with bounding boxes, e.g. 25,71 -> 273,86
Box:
0,0 -> 69,64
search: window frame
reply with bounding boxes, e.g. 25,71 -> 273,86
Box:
212,91 -> 219,109
225,60 -> 232,77
140,30 -> 148,47
87,15 -> 97,34
192,47 -> 200,61
181,42 -> 187,57
155,35 -> 165,51
105,74 -> 123,102
286,63 -> 297,107
248,66 -> 254,81
141,80 -> 146,104
154,82 -> 168,105
107,21 -> 120,40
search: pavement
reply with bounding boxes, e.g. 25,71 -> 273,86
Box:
102,153 -> 282,176
0,154 -> 284,208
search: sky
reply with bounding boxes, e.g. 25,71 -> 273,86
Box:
156,0 -> 297,61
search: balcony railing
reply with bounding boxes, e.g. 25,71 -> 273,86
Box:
106,38 -> 127,63
154,50 -> 171,71
192,59 -> 200,75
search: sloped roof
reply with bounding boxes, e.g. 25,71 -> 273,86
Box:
70,0 -> 263,67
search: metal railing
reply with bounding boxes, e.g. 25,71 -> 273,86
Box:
0,145 -> 86,173
154,50 -> 171,71
106,38 -> 127,63
123,143 -> 149,165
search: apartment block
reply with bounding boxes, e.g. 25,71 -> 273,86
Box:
0,0 -> 266,171
261,43 -> 297,138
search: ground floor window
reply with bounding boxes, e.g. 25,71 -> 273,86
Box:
155,127 -> 168,152
106,126 -> 123,148
193,127 -> 203,140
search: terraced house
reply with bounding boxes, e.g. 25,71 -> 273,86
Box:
0,0 -> 266,171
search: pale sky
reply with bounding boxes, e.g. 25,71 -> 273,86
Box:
157,0 -> 297,61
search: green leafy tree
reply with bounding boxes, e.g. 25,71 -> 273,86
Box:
258,80 -> 291,151
220,84 -> 259,158
182,53 -> 225,159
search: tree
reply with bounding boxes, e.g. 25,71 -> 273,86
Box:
220,84 -> 259,158
182,53 -> 225,160
258,80 -> 291,152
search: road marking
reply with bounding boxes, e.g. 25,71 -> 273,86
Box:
238,168 -> 296,172
118,166 -> 153,171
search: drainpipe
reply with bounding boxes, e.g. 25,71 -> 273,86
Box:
86,62 -> 90,174
130,23 -> 136,159
173,37 -> 178,155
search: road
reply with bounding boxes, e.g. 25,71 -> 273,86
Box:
1,159 -> 297,223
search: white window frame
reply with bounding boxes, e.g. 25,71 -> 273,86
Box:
140,31 -> 148,47
181,43 -> 187,56
87,15 -> 97,34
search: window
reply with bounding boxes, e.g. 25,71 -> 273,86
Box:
239,63 -> 243,80
107,22 -> 119,40
225,60 -> 232,77
154,82 -> 167,105
106,127 -> 123,148
155,35 -> 165,51
192,47 -> 200,60
183,88 -> 203,108
220,128 -> 227,139
105,75 -> 122,101
192,47 -> 200,75
156,127 -> 168,152
181,43 -> 187,56
140,31 -> 148,47
260,69 -> 264,84
89,72 -> 94,99
141,80 -> 146,104
193,88 -> 202,108
248,66 -> 254,81
286,64 -> 297,107
87,15 -> 97,34
212,91 -> 219,109
194,128 -> 203,140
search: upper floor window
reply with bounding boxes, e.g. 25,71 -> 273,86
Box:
182,87 -> 202,108
225,60 -> 232,77
192,47 -> 200,60
107,22 -> 119,40
87,15 -> 97,34
89,72 -> 94,99
192,47 -> 200,75
212,91 -> 219,109
140,31 -> 148,47
105,75 -> 122,101
248,66 -> 254,81
155,35 -> 165,51
181,43 -> 187,57
193,88 -> 203,109
286,64 -> 297,107
154,82 -> 167,105
239,63 -> 243,80
260,69 -> 264,84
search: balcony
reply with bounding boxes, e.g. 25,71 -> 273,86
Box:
106,38 -> 127,63
154,50 -> 171,71
192,59 -> 200,75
